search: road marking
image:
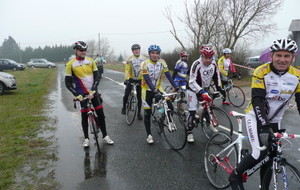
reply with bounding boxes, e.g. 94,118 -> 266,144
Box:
104,76 -> 125,88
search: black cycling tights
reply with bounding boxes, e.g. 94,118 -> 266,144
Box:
80,94 -> 107,139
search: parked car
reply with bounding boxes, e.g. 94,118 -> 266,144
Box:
246,56 -> 265,68
0,71 -> 17,95
0,58 -> 25,71
27,59 -> 56,68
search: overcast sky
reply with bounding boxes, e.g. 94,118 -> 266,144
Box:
1,0 -> 299,56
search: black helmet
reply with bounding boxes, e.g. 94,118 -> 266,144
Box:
131,44 -> 141,50
73,41 -> 88,50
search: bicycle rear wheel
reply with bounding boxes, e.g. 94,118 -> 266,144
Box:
88,115 -> 101,152
261,159 -> 300,190
200,106 -> 233,144
126,94 -> 137,125
227,85 -> 245,108
204,131 -> 238,189
162,111 -> 187,150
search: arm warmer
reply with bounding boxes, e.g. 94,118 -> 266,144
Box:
143,74 -> 156,91
91,71 -> 100,91
252,88 -> 269,128
65,76 -> 78,96
165,71 -> 178,89
172,69 -> 179,79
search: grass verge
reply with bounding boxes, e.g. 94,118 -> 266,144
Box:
0,68 -> 57,190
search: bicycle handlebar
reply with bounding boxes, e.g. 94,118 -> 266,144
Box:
257,132 -> 300,151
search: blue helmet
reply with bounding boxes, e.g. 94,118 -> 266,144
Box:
148,45 -> 161,53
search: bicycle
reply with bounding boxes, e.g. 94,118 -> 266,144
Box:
204,111 -> 300,189
209,78 -> 245,107
74,95 -> 101,152
125,82 -> 140,125
152,92 -> 187,150
188,91 -> 233,144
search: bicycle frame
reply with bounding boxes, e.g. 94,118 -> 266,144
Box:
153,92 -> 179,132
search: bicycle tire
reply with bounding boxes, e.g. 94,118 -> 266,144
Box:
126,94 -> 137,125
177,99 -> 188,122
162,111 -> 187,150
200,106 -> 233,144
261,159 -> 300,190
204,131 -> 238,189
88,115 -> 101,152
151,104 -> 163,135
227,85 -> 245,108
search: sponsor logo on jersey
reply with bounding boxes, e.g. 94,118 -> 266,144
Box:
270,89 -> 279,94
280,90 -> 293,94
266,81 -> 278,87
202,68 -> 214,76
254,80 -> 263,84
266,96 -> 286,101
283,82 -> 294,86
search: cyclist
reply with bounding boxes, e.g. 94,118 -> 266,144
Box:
217,48 -> 236,105
229,38 -> 300,190
172,51 -> 189,87
187,46 -> 224,143
65,41 -> 114,147
141,44 -> 178,144
121,44 -> 147,120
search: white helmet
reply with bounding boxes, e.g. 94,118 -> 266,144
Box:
270,39 -> 298,53
222,48 -> 232,54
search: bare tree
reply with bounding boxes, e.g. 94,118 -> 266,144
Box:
165,0 -> 281,51
86,38 -> 114,62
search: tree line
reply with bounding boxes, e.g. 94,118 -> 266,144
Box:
0,36 -> 74,63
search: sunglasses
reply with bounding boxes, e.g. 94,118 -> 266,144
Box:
78,49 -> 87,52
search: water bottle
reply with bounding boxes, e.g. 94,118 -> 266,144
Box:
158,108 -> 165,114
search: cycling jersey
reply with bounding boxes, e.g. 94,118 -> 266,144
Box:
245,63 -> 300,124
124,55 -> 147,80
174,59 -> 189,79
141,58 -> 169,92
218,56 -> 236,77
188,58 -> 222,93
65,57 -> 98,95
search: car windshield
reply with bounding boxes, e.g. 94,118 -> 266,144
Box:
7,59 -> 17,64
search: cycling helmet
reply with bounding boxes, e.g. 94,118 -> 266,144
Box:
148,45 -> 161,53
180,51 -> 189,57
222,48 -> 232,54
131,44 -> 141,50
73,41 -> 88,50
270,39 -> 298,53
200,46 -> 215,58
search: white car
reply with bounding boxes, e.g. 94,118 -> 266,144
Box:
0,71 -> 17,95
27,59 -> 56,68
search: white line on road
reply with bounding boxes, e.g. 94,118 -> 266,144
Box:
104,76 -> 126,88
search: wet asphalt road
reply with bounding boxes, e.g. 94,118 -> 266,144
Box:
52,64 -> 300,190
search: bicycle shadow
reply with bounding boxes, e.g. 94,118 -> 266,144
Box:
83,149 -> 107,180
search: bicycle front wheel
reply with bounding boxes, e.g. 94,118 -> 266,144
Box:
204,131 -> 238,189
200,106 -> 233,143
126,94 -> 137,125
162,111 -> 187,150
227,85 -> 245,108
177,99 -> 188,122
88,115 -> 101,152
261,159 -> 300,190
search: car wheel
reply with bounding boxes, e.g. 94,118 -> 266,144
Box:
13,67 -> 17,71
48,65 -> 52,68
31,65 -> 35,68
0,82 -> 5,95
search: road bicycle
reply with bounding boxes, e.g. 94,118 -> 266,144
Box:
74,95 -> 101,152
204,111 -> 300,189
210,78 -> 246,107
126,82 -> 140,125
186,91 -> 233,144
152,92 -> 187,150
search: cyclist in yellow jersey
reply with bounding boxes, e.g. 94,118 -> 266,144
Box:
229,39 -> 300,190
141,44 -> 178,144
121,44 -> 147,120
217,48 -> 236,105
65,41 -> 114,147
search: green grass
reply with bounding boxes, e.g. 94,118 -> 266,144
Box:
0,68 -> 57,190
